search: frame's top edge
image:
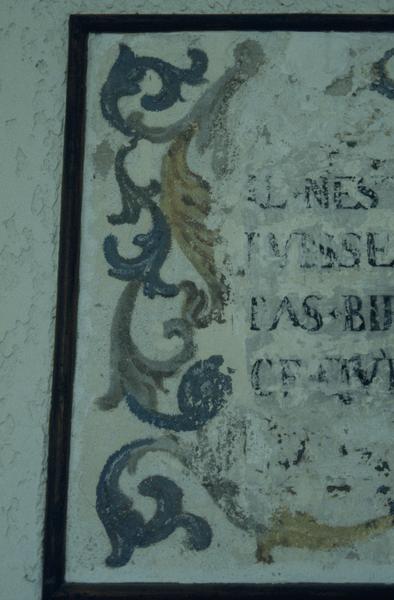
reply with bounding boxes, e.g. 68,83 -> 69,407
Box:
68,13 -> 394,34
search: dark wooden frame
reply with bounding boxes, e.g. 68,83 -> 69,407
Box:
42,13 -> 394,600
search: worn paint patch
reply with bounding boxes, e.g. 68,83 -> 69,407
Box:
325,68 -> 354,96
93,139 -> 115,178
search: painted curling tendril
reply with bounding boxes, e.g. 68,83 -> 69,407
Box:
97,280 -> 195,412
96,438 -> 212,567
100,44 -> 208,135
99,43 -> 253,423
96,434 -> 262,568
125,355 -> 233,431
103,197 -> 178,299
107,40 -> 266,151
96,40 -> 266,563
96,434 -> 394,567
107,141 -> 161,226
96,277 -> 232,427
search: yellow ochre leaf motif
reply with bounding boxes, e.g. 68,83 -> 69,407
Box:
160,123 -> 228,325
257,507 -> 394,563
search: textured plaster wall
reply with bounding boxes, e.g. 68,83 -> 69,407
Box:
1,1 -> 394,599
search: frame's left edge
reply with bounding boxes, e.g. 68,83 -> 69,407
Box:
42,15 -> 89,600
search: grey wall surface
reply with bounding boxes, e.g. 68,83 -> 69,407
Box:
1,1 -> 394,599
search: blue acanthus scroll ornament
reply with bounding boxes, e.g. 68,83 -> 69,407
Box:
100,44 -> 208,135
96,439 -> 212,567
94,40 -> 268,567
103,199 -> 178,299
100,45 -> 209,300
95,43 -> 225,566
99,43 -> 233,426
107,142 -> 161,226
126,355 -> 233,432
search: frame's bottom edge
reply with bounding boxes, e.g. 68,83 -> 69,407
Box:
45,581 -> 394,600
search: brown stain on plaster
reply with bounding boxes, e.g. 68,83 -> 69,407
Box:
160,123 -> 228,323
257,507 -> 394,563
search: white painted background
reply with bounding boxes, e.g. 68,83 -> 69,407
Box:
1,1 -> 394,599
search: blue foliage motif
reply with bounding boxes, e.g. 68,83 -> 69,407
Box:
100,44 -> 209,298
126,355 -> 232,431
371,48 -> 394,100
96,44 -> 234,565
96,439 -> 212,567
103,201 -> 178,298
101,44 -> 208,135
107,142 -> 161,226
